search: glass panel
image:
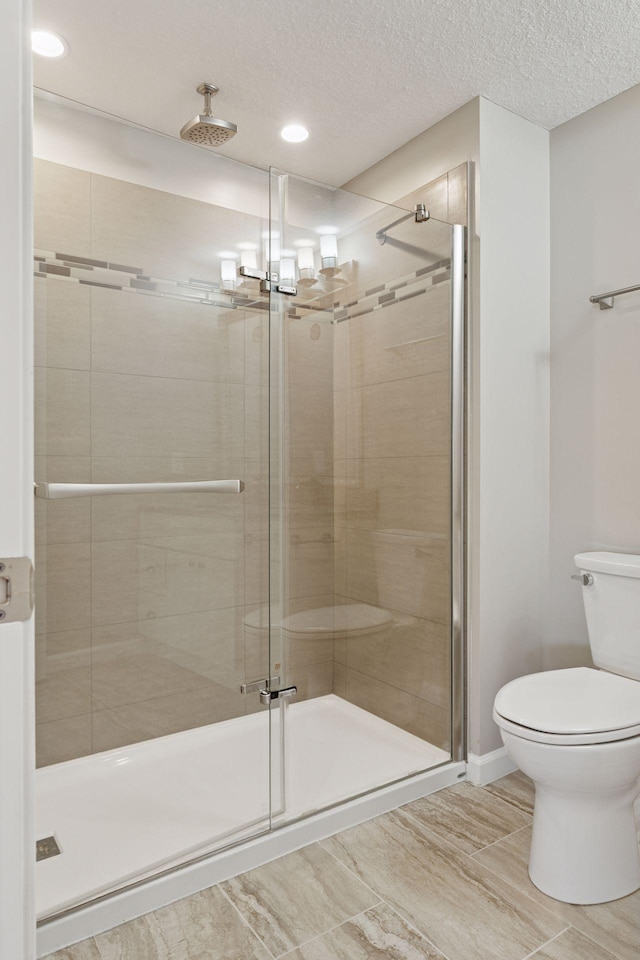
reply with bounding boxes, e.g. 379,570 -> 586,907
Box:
33,94 -> 273,918
269,169 -> 455,823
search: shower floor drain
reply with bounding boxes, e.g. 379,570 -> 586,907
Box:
36,836 -> 61,862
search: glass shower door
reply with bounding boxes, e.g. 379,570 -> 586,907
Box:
33,102 -> 276,918
268,167 -> 464,824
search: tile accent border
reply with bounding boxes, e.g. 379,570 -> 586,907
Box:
34,250 -> 266,311
34,250 -> 451,325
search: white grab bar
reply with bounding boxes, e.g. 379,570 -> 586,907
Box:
34,480 -> 244,500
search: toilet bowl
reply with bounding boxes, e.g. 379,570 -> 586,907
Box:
493,551 -> 640,905
494,668 -> 640,903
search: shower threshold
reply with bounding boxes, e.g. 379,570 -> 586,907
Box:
35,694 -> 449,921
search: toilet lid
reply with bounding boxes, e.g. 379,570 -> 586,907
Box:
494,667 -> 640,735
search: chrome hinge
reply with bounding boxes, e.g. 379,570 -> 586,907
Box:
239,266 -> 297,296
0,557 -> 34,623
259,685 -> 297,705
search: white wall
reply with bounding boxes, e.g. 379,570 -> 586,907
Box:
0,1 -> 35,958
548,83 -> 640,668
472,99 -> 550,753
346,96 -> 551,757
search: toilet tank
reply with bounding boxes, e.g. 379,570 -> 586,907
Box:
575,551 -> 640,681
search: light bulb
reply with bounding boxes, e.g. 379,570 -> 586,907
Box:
297,247 -> 314,271
320,234 -> 338,267
297,246 -> 316,286
280,258 -> 296,285
220,260 -> 237,290
265,235 -> 280,268
240,250 -> 257,270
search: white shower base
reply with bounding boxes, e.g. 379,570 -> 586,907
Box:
36,694 -> 449,920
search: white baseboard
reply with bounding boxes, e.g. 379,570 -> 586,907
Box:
466,747 -> 516,786
37,761 -> 465,957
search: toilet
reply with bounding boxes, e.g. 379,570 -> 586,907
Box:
242,602 -> 394,665
493,551 -> 640,905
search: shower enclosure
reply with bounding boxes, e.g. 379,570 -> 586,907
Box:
33,93 -> 465,929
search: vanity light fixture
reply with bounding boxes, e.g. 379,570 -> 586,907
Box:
220,259 -> 237,291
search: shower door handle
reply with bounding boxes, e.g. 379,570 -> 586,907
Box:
259,685 -> 297,706
34,479 -> 244,499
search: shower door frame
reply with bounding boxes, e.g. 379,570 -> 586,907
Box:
267,166 -> 467,791
450,220 -> 467,764
0,2 -> 36,958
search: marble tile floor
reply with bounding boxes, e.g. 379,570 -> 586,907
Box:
45,772 -> 640,960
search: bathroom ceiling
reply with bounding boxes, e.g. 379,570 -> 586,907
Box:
33,0 -> 640,186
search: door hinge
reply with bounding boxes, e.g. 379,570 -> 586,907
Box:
239,266 -> 297,296
259,685 -> 297,705
0,557 -> 34,624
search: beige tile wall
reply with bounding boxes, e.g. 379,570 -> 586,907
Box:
34,158 -> 465,766
329,164 -> 468,750
274,311 -> 336,701
34,159 -> 276,765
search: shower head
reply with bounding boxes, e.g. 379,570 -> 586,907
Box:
179,83 -> 237,146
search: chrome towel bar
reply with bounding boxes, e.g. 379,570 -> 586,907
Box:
34,479 -> 244,499
589,281 -> 640,310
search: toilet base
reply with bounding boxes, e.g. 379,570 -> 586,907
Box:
498,729 -> 640,905
529,783 -> 640,904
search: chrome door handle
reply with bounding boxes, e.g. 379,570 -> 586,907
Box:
240,675 -> 281,695
571,573 -> 594,586
34,479 -> 244,499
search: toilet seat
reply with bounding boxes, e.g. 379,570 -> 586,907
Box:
242,603 -> 393,640
494,666 -> 640,745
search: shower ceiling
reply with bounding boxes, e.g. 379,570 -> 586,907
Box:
33,0 -> 640,185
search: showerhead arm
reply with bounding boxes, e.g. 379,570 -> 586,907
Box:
197,82 -> 219,117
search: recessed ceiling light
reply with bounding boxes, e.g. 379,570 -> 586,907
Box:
280,124 -> 309,143
217,251 -> 238,259
317,225 -> 338,235
237,242 -> 258,250
32,29 -> 68,58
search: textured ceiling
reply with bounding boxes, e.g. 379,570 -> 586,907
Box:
33,0 -> 640,185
